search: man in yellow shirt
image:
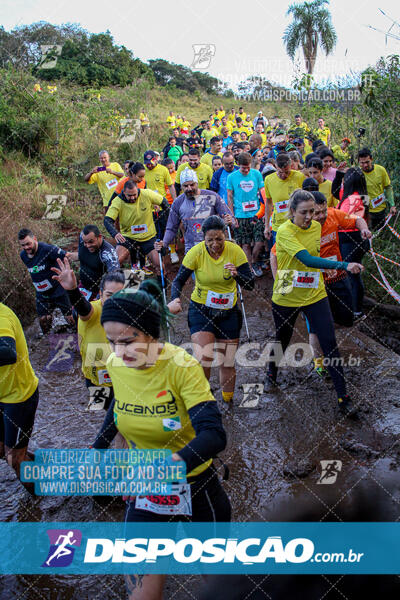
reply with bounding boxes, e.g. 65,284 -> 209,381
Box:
293,114 -> 310,134
104,179 -> 169,274
201,120 -> 219,148
85,150 -> 124,212
257,153 -> 305,245
166,111 -> 176,129
0,303 -> 39,489
200,137 -> 223,169
227,108 -> 236,123
143,150 -> 176,200
139,109 -> 150,130
219,116 -> 233,135
175,149 -> 213,192
314,118 -> 331,146
332,137 -> 351,164
237,106 -> 247,121
358,147 -> 396,229
217,105 -> 225,119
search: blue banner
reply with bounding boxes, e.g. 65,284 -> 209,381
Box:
0,522 -> 398,574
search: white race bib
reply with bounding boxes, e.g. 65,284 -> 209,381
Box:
205,290 -> 234,310
275,200 -> 289,213
135,483 -> 192,516
87,386 -> 113,411
130,224 -> 148,235
97,369 -> 111,385
105,178 -> 118,190
241,200 -> 257,212
371,193 -> 385,209
293,271 -> 320,288
33,279 -> 52,292
79,287 -> 92,300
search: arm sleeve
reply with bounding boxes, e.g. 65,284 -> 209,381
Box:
162,200 -> 181,246
384,184 -> 394,207
67,287 -> 92,317
170,265 -> 193,300
236,262 -> 255,290
0,336 -> 17,366
104,216 -> 119,238
92,399 -> 119,449
177,402 -> 227,474
160,197 -> 170,212
295,249 -> 348,271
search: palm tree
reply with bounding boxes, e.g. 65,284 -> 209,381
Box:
283,0 -> 337,74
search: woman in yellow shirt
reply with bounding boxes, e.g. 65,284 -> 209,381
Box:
92,279 -> 230,600
267,189 -> 363,416
168,216 -> 254,403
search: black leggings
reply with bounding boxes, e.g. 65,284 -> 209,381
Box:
268,297 -> 346,398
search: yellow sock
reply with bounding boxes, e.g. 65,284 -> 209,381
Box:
314,357 -> 324,369
222,391 -> 234,403
169,244 -> 176,253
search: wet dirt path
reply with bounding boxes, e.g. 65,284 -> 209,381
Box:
1,271 -> 399,599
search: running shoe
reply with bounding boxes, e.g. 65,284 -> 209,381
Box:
130,263 -> 139,272
337,395 -> 358,417
315,366 -> 330,379
263,372 -> 277,392
252,264 -> 263,277
142,266 -> 153,275
170,252 -> 179,264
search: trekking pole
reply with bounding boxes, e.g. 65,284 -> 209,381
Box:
227,226 -> 250,341
157,242 -> 171,343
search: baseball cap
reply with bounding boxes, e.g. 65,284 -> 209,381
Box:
293,137 -> 304,144
258,111 -> 263,115
180,169 -> 198,184
143,150 -> 157,164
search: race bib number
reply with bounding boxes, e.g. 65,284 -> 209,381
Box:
87,386 -> 113,411
135,483 -> 192,516
105,178 -> 118,190
275,200 -> 289,213
239,180 -> 254,192
242,200 -> 257,212
79,287 -> 92,300
205,290 -> 234,309
131,224 -> 148,235
293,271 -> 320,288
33,279 -> 52,292
371,193 -> 385,209
97,369 -> 111,385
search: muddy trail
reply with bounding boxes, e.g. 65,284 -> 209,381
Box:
1,269 -> 400,599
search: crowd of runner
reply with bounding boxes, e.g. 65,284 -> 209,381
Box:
0,104 -> 397,600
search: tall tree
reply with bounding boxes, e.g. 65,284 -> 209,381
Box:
283,0 -> 337,74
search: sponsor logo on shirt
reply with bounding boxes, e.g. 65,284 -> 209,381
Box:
29,264 -> 46,273
115,390 -> 177,416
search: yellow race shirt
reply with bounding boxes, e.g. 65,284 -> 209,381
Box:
78,300 -> 112,387
319,178 -> 337,207
108,343 -> 215,477
265,171 -> 305,232
183,240 -> 247,307
176,162 -> 213,189
180,120 -> 191,131
272,220 -> 327,307
217,110 -> 225,119
331,144 -> 350,164
202,128 -> 219,147
200,151 -> 224,169
88,162 -> 124,207
219,123 -> 233,135
145,164 -> 173,197
259,133 -> 267,146
227,113 -> 236,122
166,115 -> 176,128
0,303 -> 38,404
363,164 -> 391,213
237,112 -> 247,121
106,189 -> 163,241
314,126 -> 331,145
140,113 -> 150,125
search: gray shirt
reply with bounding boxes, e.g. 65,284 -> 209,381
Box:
162,190 -> 233,253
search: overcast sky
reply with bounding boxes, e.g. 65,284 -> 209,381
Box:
1,0 -> 399,88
